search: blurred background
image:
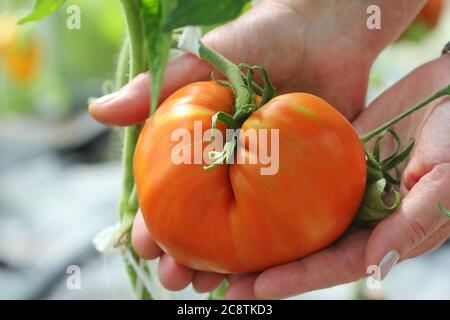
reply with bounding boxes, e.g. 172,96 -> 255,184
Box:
0,0 -> 449,300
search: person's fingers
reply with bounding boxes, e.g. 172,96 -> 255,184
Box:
89,73 -> 150,126
158,254 -> 194,291
403,221 -> 450,259
131,210 -> 162,260
88,0 -> 281,127
224,274 -> 259,300
365,163 -> 450,279
192,271 -> 225,293
253,230 -> 370,300
89,53 -> 211,126
132,211 -> 226,293
226,273 -> 256,284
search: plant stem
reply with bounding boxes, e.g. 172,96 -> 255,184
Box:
115,37 -> 130,90
198,42 -> 252,116
120,127 -> 139,218
118,0 -> 144,222
360,84 -> 450,143
120,0 -> 144,78
118,0 -> 149,300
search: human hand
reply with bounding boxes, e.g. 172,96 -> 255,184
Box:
89,0 -> 428,297
226,55 -> 450,299
90,0 -> 425,125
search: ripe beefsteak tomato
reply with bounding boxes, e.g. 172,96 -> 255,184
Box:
134,81 -> 366,273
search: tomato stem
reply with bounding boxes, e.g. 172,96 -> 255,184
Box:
210,111 -> 240,141
204,138 -> 238,171
198,43 -> 278,171
119,0 -> 144,226
118,0 -> 151,300
121,0 -> 144,78
360,84 -> 450,143
118,0 -> 144,221
239,63 -> 276,107
356,84 -> 450,223
115,36 -> 130,91
198,42 -> 253,117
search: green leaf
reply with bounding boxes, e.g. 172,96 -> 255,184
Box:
355,179 -> 401,223
200,2 -> 251,35
372,132 -> 385,162
139,0 -> 251,114
384,169 -> 401,185
366,165 -> 384,185
382,139 -> 415,171
18,0 -> 65,24
377,128 -> 401,165
139,0 -> 177,114
164,0 -> 249,31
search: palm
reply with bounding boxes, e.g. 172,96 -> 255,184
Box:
89,0 -> 442,300
204,0 -> 373,120
126,0 -> 374,295
90,0 -> 375,127
233,56 -> 450,300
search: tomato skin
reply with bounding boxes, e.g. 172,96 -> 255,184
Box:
134,81 -> 366,273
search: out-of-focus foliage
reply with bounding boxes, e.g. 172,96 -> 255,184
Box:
0,0 -> 124,117
0,13 -> 39,84
139,0 -> 251,114
18,0 -> 65,25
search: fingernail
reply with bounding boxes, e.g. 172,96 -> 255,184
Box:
93,91 -> 119,105
378,250 -> 400,280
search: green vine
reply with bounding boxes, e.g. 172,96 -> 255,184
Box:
118,0 -> 151,300
356,84 -> 450,222
199,42 -> 255,115
198,42 -> 276,171
360,85 -> 450,143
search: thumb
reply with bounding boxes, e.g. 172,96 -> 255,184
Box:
365,163 -> 450,280
88,53 -> 211,126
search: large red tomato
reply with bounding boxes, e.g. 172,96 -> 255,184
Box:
134,81 -> 366,273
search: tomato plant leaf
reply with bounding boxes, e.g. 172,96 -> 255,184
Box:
378,129 -> 401,166
139,0 -> 177,114
164,0 -> 250,31
18,0 -> 65,24
382,139 -> 415,171
355,179 -> 400,223
372,130 -> 387,162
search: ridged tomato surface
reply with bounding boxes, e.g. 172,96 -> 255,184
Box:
134,81 -> 366,273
